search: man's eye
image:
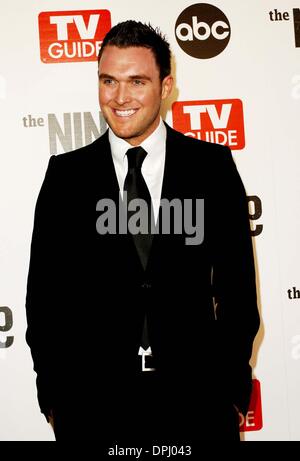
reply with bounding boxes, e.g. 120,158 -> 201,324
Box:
133,80 -> 144,85
103,79 -> 114,85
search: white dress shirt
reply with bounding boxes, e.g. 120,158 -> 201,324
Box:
108,118 -> 167,223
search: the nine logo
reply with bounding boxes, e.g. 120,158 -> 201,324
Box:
175,3 -> 231,59
172,98 -> 245,149
294,8 -> 300,47
287,287 -> 300,300
0,306 -> 14,349
248,196 -> 263,237
38,10 -> 111,63
239,379 -> 263,432
268,8 -> 300,48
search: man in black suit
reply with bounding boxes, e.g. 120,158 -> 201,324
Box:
26,21 -> 260,443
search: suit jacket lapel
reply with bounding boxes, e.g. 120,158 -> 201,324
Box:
94,130 -> 146,271
160,124 -> 183,202
93,130 -> 120,203
146,124 -> 185,274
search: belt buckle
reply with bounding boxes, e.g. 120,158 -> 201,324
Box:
138,347 -> 155,372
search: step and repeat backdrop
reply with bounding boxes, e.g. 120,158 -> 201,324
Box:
0,0 -> 299,441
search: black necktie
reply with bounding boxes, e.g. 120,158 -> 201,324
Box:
123,146 -> 154,270
123,146 -> 153,350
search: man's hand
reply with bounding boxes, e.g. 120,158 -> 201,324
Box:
48,410 -> 54,430
233,404 -> 240,414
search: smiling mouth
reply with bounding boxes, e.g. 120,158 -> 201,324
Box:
114,109 -> 138,117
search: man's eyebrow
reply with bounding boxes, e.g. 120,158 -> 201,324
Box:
98,73 -> 114,79
98,73 -> 152,81
129,74 -> 152,81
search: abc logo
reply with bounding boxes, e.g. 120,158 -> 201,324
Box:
175,3 -> 231,59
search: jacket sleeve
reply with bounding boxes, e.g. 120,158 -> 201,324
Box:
25,155 -> 60,419
210,146 -> 260,416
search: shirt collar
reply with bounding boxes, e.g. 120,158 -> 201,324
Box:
109,118 -> 166,168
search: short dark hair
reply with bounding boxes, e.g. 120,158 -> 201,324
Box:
98,20 -> 171,81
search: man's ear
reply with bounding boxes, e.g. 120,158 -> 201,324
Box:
161,75 -> 173,100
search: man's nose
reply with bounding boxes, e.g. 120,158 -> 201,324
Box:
114,83 -> 131,105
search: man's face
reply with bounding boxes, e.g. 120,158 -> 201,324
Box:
98,45 -> 173,146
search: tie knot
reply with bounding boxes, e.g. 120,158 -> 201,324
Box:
126,146 -> 147,170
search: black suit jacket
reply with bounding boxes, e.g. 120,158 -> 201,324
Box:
26,124 -> 259,432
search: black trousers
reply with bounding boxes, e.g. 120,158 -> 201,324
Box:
52,372 -> 240,442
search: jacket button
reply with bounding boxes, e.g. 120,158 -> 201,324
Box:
141,282 -> 152,289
